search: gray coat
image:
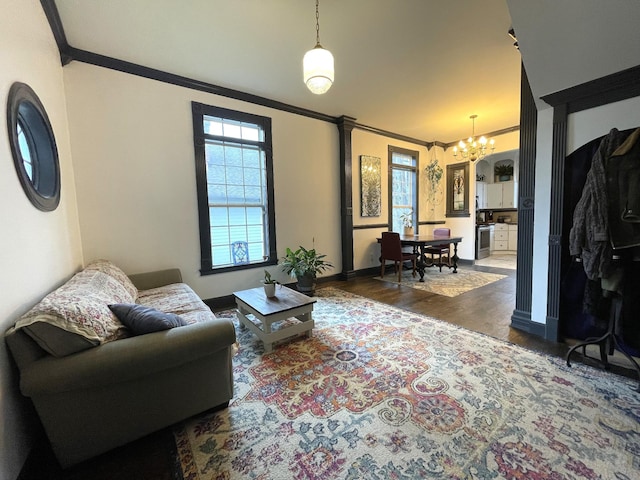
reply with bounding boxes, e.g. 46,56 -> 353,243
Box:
569,128 -> 630,280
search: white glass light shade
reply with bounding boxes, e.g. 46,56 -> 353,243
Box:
303,45 -> 334,94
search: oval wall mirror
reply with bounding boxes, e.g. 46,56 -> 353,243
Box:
6,82 -> 60,211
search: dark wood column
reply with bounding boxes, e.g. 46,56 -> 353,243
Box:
511,64 -> 540,335
544,105 -> 568,342
337,116 -> 357,280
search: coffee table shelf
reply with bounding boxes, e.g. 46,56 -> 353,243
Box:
233,286 -> 316,353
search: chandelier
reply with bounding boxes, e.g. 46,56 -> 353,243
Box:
303,0 -> 334,94
453,115 -> 495,162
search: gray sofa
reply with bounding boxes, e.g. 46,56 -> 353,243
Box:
5,260 -> 236,468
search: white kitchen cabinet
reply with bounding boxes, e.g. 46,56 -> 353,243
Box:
475,181 -> 487,209
486,181 -> 518,209
489,225 -> 495,252
503,181 -> 517,208
493,223 -> 518,251
487,183 -> 502,209
508,224 -> 518,251
494,224 -> 509,251
494,240 -> 509,250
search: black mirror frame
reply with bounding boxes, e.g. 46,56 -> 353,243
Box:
7,82 -> 61,211
445,161 -> 470,218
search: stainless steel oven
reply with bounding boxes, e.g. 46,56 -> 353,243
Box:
476,225 -> 491,259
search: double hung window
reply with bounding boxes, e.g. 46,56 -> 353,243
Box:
192,103 -> 276,274
389,146 -> 419,232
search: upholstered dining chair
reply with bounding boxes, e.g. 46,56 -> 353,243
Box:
425,228 -> 451,269
380,232 -> 417,282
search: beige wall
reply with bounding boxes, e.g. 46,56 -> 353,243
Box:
0,1 -> 83,478
351,129 -> 430,270
63,63 -> 341,297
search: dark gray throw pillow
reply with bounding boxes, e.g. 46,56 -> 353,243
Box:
108,303 -> 186,336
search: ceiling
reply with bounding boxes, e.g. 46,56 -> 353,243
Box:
507,0 -> 640,105
51,0 -> 640,145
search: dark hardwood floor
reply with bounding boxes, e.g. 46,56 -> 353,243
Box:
17,264 -> 576,479
323,266 -> 566,358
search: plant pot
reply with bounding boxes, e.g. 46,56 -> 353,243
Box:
296,273 -> 316,296
403,226 -> 414,236
263,283 -> 276,298
499,175 -> 511,182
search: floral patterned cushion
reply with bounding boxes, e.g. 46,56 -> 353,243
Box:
15,269 -> 132,357
84,259 -> 138,300
136,283 -> 215,325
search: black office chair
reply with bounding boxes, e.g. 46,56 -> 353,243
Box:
380,232 -> 417,282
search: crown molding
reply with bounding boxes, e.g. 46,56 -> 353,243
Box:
541,64 -> 640,113
40,0 -> 518,150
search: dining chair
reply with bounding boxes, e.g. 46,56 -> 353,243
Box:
425,228 -> 451,269
380,232 -> 417,282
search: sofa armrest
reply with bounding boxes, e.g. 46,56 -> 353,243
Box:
128,268 -> 183,290
20,317 -> 235,396
5,326 -> 48,370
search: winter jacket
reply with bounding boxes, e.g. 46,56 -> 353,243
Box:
569,128 -> 631,280
607,127 -> 640,249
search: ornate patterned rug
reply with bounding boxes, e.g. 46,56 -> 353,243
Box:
374,267 -> 507,297
174,288 -> 639,479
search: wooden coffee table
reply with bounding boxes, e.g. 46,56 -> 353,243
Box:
233,286 -> 317,353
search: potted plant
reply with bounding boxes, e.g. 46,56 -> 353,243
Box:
494,164 -> 514,182
262,270 -> 279,298
400,210 -> 414,236
425,157 -> 443,219
281,245 -> 333,295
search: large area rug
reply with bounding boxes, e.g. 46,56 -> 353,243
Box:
374,267 -> 506,297
174,288 -> 639,479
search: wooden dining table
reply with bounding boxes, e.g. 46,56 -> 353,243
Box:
378,234 -> 463,282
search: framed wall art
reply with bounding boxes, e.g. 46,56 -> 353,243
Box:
445,161 -> 469,217
360,155 -> 381,217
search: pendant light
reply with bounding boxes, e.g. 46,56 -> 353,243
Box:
303,0 -> 334,94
